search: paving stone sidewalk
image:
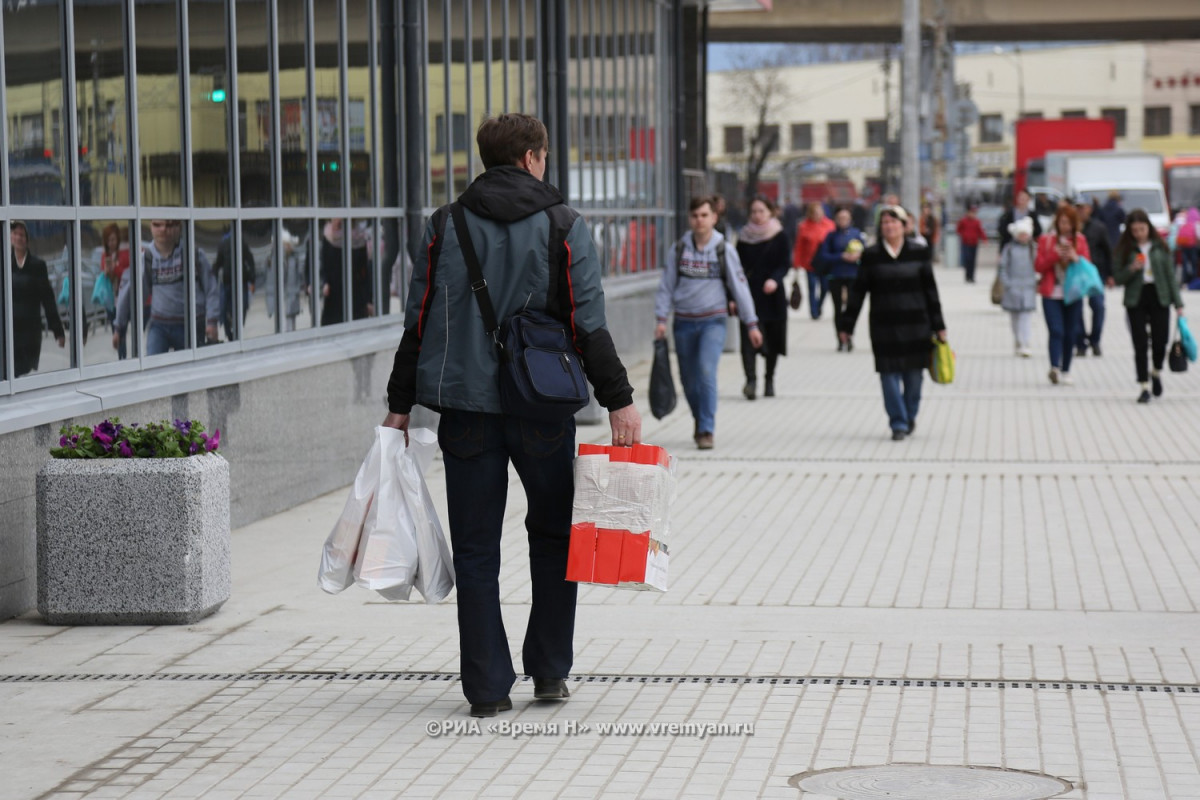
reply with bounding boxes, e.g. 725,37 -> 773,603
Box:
3,252 -> 1199,799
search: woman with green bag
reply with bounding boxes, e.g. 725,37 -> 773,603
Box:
1113,208 -> 1185,403
839,206 -> 948,441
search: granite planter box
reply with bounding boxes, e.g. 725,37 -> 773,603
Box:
36,455 -> 231,625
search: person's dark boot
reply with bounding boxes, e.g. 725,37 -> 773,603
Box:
533,678 -> 570,700
743,380 -> 756,400
469,697 -> 513,718
1152,374 -> 1163,397
764,377 -> 775,397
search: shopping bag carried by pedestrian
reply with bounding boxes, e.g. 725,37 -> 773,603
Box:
91,272 -> 115,313
1169,339 -> 1188,373
928,336 -> 956,384
394,427 -> 455,603
1178,316 -> 1198,362
990,274 -> 1004,305
318,430 -> 382,594
788,277 -> 803,311
1063,257 -> 1104,305
649,337 -> 677,420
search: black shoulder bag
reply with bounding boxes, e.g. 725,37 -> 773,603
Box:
450,202 -> 589,420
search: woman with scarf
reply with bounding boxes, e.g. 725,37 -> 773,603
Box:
320,219 -> 374,326
736,194 -> 791,399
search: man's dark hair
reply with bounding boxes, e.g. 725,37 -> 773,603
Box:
688,195 -> 716,213
477,113 -> 549,169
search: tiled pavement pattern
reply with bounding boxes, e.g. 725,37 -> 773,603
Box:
4,253 -> 1200,799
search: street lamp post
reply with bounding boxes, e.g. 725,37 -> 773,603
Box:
994,45 -> 1025,117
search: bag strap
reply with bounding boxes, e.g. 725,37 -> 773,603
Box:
450,202 -> 503,352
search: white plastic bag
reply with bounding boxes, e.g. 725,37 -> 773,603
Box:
318,431 -> 381,594
353,427 -> 421,598
397,428 -> 455,603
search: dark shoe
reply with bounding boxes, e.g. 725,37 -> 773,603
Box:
764,378 -> 775,397
1076,345 -> 1088,357
743,380 -> 756,400
1137,389 -> 1151,404
695,432 -> 714,450
469,697 -> 513,718
533,678 -> 570,700
837,341 -> 845,352
846,338 -> 853,352
907,419 -> 916,435
1091,342 -> 1102,357
1152,375 -> 1163,397
891,430 -> 907,441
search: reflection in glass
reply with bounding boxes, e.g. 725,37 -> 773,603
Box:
12,221 -> 71,376
347,0 -> 374,207
281,219 -> 316,332
189,0 -> 231,207
132,219 -> 217,354
278,0 -> 310,206
74,0 -> 131,206
236,0 -> 274,207
314,0 -> 344,207
318,218 -> 373,325
135,0 -> 183,206
193,220 -> 232,345
4,0 -> 69,205
209,221 -> 259,341
241,220 -> 276,339
382,217 -> 406,315
81,219 -> 134,366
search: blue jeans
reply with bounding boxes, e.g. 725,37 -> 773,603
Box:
1042,298 -> 1083,371
960,243 -> 978,281
437,410 -> 578,704
674,316 -> 727,435
146,321 -> 187,355
880,369 -> 924,432
1076,292 -> 1106,350
807,270 -> 829,318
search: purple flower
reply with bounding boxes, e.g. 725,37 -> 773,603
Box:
59,435 -> 69,447
118,441 -> 134,458
205,429 -> 221,452
94,431 -> 113,447
71,434 -> 79,444
96,420 -> 118,438
173,419 -> 192,435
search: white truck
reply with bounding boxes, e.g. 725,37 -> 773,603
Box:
1044,150 -> 1169,235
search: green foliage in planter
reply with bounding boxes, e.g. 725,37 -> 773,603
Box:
50,418 -> 221,459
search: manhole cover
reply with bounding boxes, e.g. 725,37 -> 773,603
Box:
789,765 -> 1072,799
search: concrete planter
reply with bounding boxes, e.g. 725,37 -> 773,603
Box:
36,455 -> 231,625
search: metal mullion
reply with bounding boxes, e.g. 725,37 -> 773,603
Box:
339,0 -> 351,212
518,0 -> 525,113
656,4 -> 669,222
483,0 -> 492,116
180,0 -> 198,349
587,0 -> 596,210
77,206 -> 139,221
2,206 -> 78,221
421,1 -> 432,208
1,222 -> 11,387
0,5 -> 8,210
573,0 -> 582,206
63,0 -> 80,209
368,0 -> 379,210
442,0 -> 452,205
227,0 -> 244,344
464,0 -> 474,183
269,0 -> 283,210
305,0 -> 318,213
501,0 -> 509,110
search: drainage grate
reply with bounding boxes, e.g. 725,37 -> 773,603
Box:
0,671 -> 1197,693
790,765 -> 1073,800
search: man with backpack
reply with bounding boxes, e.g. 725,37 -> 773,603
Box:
1076,197 -> 1114,357
383,114 -> 640,719
655,195 -> 762,450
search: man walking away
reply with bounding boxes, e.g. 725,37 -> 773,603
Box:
1075,197 -> 1113,356
384,114 -> 641,719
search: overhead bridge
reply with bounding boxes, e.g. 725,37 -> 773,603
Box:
708,0 -> 1200,43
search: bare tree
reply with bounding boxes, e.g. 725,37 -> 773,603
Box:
726,47 -> 791,208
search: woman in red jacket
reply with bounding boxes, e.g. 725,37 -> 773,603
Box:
793,202 -> 836,319
1035,204 -> 1091,385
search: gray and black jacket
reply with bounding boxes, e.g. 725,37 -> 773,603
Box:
387,166 -> 633,415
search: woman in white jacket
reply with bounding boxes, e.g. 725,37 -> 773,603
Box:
998,216 -> 1038,357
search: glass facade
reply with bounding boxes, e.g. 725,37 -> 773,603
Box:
0,0 -> 674,394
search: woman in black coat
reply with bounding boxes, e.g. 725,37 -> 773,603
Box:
10,221 -> 65,377
320,219 -> 374,326
736,194 -> 791,400
838,206 -> 947,440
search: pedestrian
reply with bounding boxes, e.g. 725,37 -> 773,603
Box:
1099,190 -> 1125,249
10,221 -> 66,377
96,223 -> 129,358
1113,208 -> 1185,403
213,229 -> 256,341
920,201 -> 941,260
1075,197 -> 1113,357
838,206 -> 947,441
998,216 -> 1038,358
816,207 -> 866,351
736,194 -> 790,400
113,220 -> 219,355
281,230 -> 309,332
793,202 -> 835,319
956,203 -> 986,283
1169,206 -> 1199,285
997,189 -> 1042,251
383,113 -> 641,718
656,195 -> 762,450
320,219 -> 373,325
1034,205 -> 1091,385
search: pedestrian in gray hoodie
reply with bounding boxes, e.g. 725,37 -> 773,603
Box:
655,195 -> 761,449
113,220 -> 220,355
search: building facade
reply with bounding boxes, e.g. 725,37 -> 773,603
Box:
0,0 -> 679,620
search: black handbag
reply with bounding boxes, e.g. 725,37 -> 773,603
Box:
451,203 -> 589,420
1169,339 -> 1188,373
649,337 -> 677,420
788,278 -> 803,311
